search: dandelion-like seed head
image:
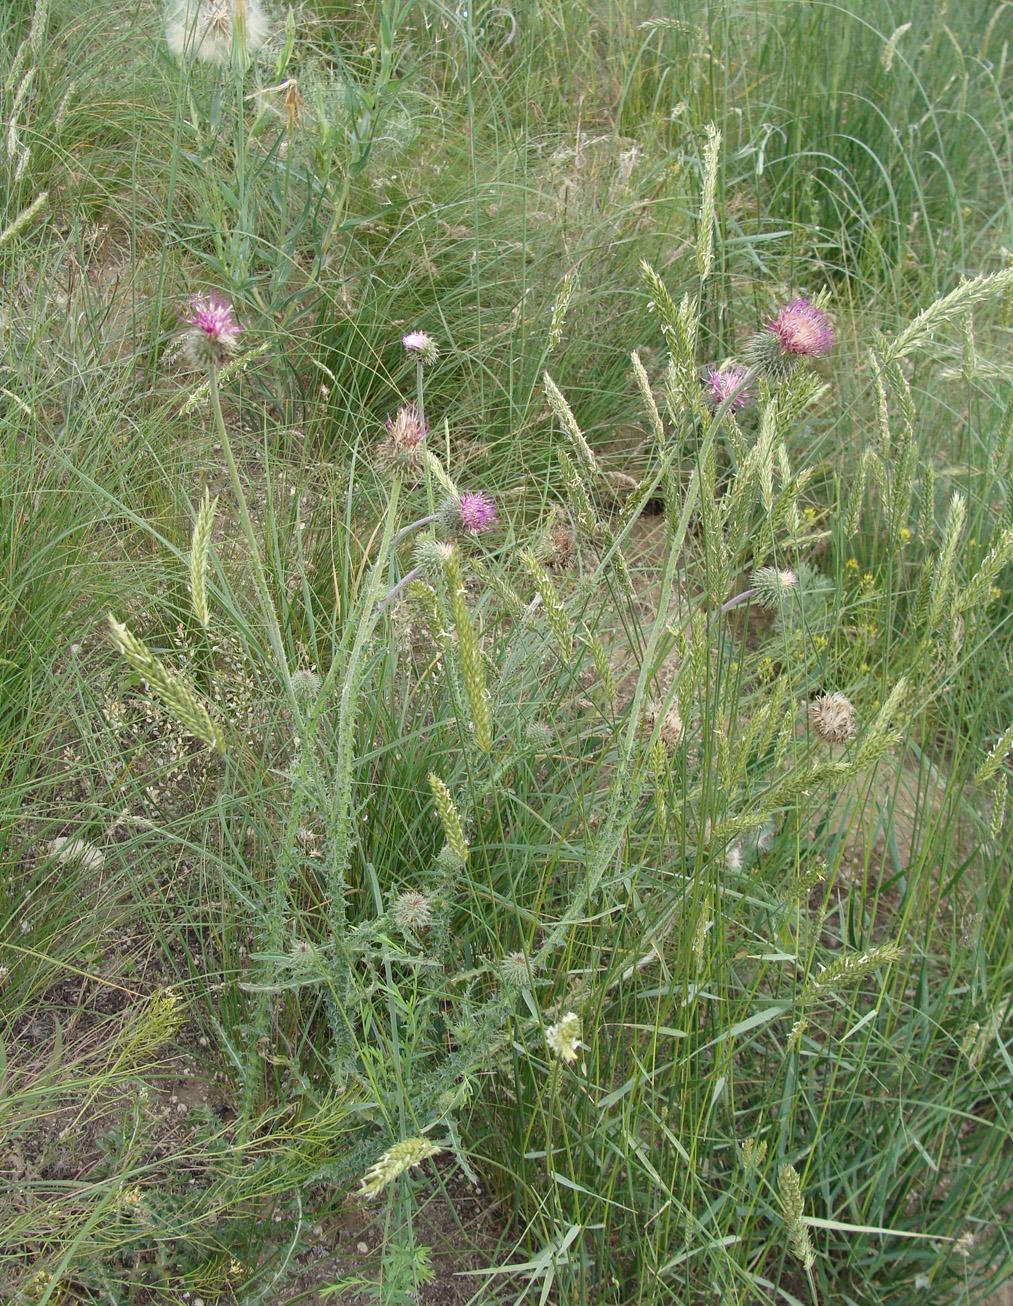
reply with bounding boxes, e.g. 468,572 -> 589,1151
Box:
402,331 -> 438,365
182,292 -> 242,369
391,889 -> 433,935
809,691 -> 856,744
166,0 -> 270,67
358,1136 -> 441,1199
545,1011 -> 581,1064
381,404 -> 428,469
705,363 -> 754,410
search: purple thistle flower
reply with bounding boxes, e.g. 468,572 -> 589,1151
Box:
766,298 -> 835,359
457,491 -> 498,533
183,292 -> 242,369
402,331 -> 438,365
705,364 -> 754,410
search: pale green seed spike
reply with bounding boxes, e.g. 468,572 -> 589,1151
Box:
0,190 -> 48,248
358,1137 -> 441,1199
543,372 -> 598,478
426,446 -> 459,498
961,310 -> 976,382
990,775 -> 1007,842
777,1165 -> 816,1272
886,267 -> 1013,361
851,677 -> 909,771
696,123 -> 721,284
428,773 -> 470,865
556,449 -> 597,537
798,942 -> 903,1006
107,616 -> 225,752
442,548 -> 492,751
639,259 -> 681,342
975,721 -> 1013,786
583,628 -> 615,707
549,267 -> 578,349
520,550 -> 573,661
631,350 -> 664,446
189,488 -> 218,630
958,523 -> 1013,615
927,492 -> 966,631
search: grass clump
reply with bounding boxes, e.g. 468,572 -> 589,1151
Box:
1,0 -> 1010,1303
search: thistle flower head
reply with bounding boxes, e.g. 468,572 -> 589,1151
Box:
358,1137 -> 441,1199
747,296 -> 835,379
166,0 -> 269,67
413,536 -> 455,578
705,363 -> 754,410
439,491 -> 498,536
402,331 -> 438,365
500,951 -> 536,990
391,889 -> 433,935
289,668 -> 322,704
545,1011 -> 581,1064
381,404 -> 428,468
182,292 -> 242,369
809,691 -> 856,744
750,565 -> 799,609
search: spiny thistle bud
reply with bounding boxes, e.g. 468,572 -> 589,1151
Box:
705,363 -> 754,410
358,1136 -> 441,1199
166,0 -> 270,66
747,297 -> 834,380
108,615 -> 225,752
428,773 -> 470,865
808,691 -> 856,744
500,951 -> 536,989
750,565 -> 799,609
545,1011 -> 581,1064
289,668 -> 322,704
643,700 -> 684,752
402,330 -> 438,365
182,292 -> 242,369
381,404 -> 428,469
778,1164 -> 816,1271
391,889 -> 433,935
413,536 -> 454,578
437,491 -> 498,536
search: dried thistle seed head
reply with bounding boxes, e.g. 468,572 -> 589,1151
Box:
643,700 -> 684,751
438,491 -> 498,536
499,951 -> 536,989
358,1137 -> 441,1199
391,890 -> 433,935
402,330 -> 438,365
809,691 -> 856,744
182,292 -> 242,368
705,363 -> 754,410
545,1011 -> 581,1063
524,720 -> 554,748
380,404 -> 428,469
750,565 -> 799,609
